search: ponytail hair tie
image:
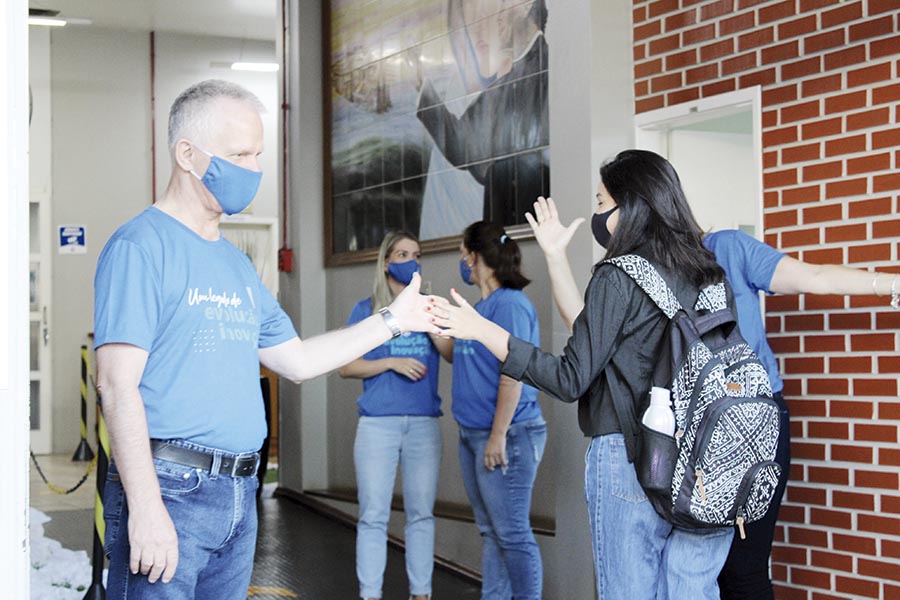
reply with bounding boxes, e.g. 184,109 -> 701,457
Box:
500,234 -> 509,244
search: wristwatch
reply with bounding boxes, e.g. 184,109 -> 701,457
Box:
378,307 -> 402,338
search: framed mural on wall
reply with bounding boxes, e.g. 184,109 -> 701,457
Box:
325,0 -> 550,264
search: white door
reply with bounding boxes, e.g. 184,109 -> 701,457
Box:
28,197 -> 52,454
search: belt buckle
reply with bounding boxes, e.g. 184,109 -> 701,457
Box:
232,454 -> 258,477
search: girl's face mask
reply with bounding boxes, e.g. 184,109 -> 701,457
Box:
591,205 -> 619,248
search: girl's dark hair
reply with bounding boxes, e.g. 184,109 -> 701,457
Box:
463,221 -> 530,290
599,149 -> 724,288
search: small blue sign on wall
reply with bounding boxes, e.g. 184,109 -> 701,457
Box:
58,225 -> 86,254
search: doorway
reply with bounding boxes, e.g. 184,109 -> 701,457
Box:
634,87 -> 763,238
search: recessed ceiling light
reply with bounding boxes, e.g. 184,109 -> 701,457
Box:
231,62 -> 280,72
28,17 -> 66,27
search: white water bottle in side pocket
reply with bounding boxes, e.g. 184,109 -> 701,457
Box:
642,386 -> 675,436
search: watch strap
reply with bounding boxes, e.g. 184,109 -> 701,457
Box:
378,307 -> 402,338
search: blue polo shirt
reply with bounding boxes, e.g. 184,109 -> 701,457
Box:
345,297 -> 442,417
452,287 -> 542,429
94,206 -> 297,453
704,229 -> 786,393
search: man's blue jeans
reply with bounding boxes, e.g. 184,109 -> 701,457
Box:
354,416 -> 442,599
103,440 -> 260,600
458,418 -> 547,600
585,434 -> 734,600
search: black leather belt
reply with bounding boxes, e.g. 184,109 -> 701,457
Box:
150,440 -> 259,477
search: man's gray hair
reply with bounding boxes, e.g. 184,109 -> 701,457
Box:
167,79 -> 265,154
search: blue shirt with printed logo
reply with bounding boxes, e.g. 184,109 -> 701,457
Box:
452,287 -> 542,429
345,297 -> 442,417
704,229 -> 786,393
93,206 -> 297,453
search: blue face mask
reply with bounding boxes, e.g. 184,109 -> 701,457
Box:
191,146 -> 262,216
387,259 -> 421,286
459,257 -> 475,285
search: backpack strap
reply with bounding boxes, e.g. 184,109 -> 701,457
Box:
603,255 -> 681,319
605,364 -> 641,463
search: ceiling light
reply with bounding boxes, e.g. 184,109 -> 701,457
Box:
230,62 -> 279,72
28,17 -> 66,27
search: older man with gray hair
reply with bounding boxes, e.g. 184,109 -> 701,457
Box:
93,79 -> 438,599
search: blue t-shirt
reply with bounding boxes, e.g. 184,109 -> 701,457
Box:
93,207 -> 297,453
704,229 -> 785,393
452,287 -> 542,429
345,297 -> 442,417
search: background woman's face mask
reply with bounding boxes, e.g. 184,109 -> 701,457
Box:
190,145 -> 262,215
459,256 -> 475,285
387,259 -> 421,286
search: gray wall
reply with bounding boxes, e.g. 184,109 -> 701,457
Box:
281,0 -> 635,596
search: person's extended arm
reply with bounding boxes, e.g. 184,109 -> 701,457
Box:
434,267 -> 629,402
770,255 -> 898,297
95,343 -> 178,585
525,197 -> 585,331
483,376 -> 522,472
261,273 -> 439,382
434,289 -> 511,362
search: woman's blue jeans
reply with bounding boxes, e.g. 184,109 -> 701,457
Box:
585,434 -> 734,600
458,418 -> 547,600
354,416 -> 442,599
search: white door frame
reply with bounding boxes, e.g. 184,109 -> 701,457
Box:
30,191 -> 53,453
633,86 -> 764,241
1,0 -> 32,596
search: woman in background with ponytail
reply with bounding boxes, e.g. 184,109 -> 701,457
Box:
452,221 -> 546,600
339,231 -> 452,600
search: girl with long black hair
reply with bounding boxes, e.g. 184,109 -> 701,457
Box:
433,150 -> 735,599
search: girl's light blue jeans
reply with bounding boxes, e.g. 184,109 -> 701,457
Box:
585,434 -> 735,600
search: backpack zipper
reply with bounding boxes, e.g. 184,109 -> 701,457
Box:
730,459 -> 782,533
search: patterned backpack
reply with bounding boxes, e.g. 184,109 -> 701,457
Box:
604,255 -> 782,536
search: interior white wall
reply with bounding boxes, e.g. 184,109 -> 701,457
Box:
281,0 -> 635,596
29,27 -> 54,453
669,130 -> 756,233
44,28 -> 277,453
49,27 -> 152,453
277,0 -> 329,492
29,29 -> 52,193
1,1 -> 31,594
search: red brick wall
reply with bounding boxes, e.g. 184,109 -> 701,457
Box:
633,1 -> 900,598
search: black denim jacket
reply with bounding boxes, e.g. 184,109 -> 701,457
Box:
502,259 -> 710,437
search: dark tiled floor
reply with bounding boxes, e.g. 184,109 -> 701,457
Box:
43,509 -> 94,555
45,496 -> 481,599
250,495 -> 481,599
